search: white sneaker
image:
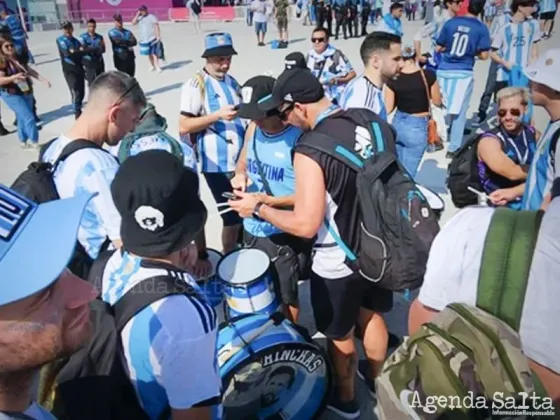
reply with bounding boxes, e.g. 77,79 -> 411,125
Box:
20,142 -> 29,149
149,66 -> 156,72
156,67 -> 163,73
29,143 -> 40,151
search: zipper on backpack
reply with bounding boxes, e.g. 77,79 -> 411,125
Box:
448,304 -> 524,393
423,339 -> 470,402
424,323 -> 474,359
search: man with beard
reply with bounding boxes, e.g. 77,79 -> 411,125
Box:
41,71 -> 146,270
0,185 -> 98,419
339,32 -> 403,120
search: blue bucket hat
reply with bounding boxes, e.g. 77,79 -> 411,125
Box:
0,185 -> 95,306
202,32 -> 237,58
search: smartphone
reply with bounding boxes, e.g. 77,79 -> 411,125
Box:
222,192 -> 239,200
233,104 -> 240,111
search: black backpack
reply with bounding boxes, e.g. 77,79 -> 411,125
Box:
38,251 -> 198,420
10,139 -> 113,279
446,132 -> 484,208
301,109 -> 440,291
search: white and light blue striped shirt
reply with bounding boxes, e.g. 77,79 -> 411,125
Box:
41,136 -> 121,259
492,18 -> 540,81
180,71 -> 246,173
522,120 -> 560,210
339,75 -> 387,120
101,251 -> 221,420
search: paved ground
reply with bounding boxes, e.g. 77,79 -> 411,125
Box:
1,16 -> 557,419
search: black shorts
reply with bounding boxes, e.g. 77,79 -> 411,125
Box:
244,231 -> 312,307
203,171 -> 242,227
540,11 -> 556,20
310,271 -> 393,340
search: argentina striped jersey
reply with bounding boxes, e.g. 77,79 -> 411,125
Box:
492,18 -> 540,82
101,251 -> 221,419
3,14 -> 25,43
522,120 -> 560,210
180,70 -> 246,173
339,75 -> 387,120
41,136 -> 121,259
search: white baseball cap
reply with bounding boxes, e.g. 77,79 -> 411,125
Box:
524,48 -> 560,92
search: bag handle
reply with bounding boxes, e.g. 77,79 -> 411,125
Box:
477,208 -> 543,331
418,68 -> 433,118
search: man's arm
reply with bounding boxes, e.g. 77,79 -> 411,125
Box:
257,152 -> 326,238
154,19 -> 161,40
478,136 -> 527,181
131,11 -> 140,25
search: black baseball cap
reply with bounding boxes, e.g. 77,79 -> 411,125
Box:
258,68 -> 324,112
111,150 -> 207,258
238,76 -> 277,120
284,52 -> 308,70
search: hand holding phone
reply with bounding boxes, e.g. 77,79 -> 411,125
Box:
222,192 -> 240,201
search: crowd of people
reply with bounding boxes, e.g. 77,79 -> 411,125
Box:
0,0 -> 559,418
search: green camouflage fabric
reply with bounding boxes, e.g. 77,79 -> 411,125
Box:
376,303 -> 536,420
275,0 -> 289,20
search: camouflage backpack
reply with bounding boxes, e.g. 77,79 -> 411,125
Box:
376,208 -> 550,419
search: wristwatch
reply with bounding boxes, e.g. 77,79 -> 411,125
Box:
253,202 -> 265,218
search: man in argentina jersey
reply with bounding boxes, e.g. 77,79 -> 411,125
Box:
522,48 -> 560,210
436,0 -> 491,156
179,32 -> 245,261
0,6 -> 32,63
228,76 -> 309,324
538,0 -> 557,37
102,151 -> 221,420
374,2 -> 405,35
41,72 -> 146,262
305,27 -> 357,103
413,0 -> 458,72
491,0 -> 540,88
339,31 -> 403,119
474,0 -> 511,125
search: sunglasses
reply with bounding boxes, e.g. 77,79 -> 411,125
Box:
498,108 -> 522,117
311,37 -> 326,43
278,102 -> 295,121
112,79 -> 140,108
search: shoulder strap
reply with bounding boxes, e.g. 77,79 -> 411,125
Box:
477,208 -> 544,331
418,69 -> 433,118
113,275 -> 199,332
87,249 -> 117,291
252,128 -> 274,196
53,139 -> 104,170
299,130 -> 365,172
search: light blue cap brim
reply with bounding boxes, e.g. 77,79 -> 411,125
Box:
0,192 -> 95,306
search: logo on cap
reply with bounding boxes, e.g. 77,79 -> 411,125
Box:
284,93 -> 293,101
134,206 -> 165,231
241,87 -> 254,104
0,187 -> 31,241
217,35 -> 226,45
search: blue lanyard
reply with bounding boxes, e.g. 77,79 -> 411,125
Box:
314,103 -> 340,126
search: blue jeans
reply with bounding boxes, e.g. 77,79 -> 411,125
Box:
255,21 -> 267,34
393,110 -> 428,178
1,92 -> 38,144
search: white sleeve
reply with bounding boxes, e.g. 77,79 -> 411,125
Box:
160,332 -> 221,409
554,131 -> 560,177
414,21 -> 436,41
491,26 -> 504,49
83,155 -> 121,241
532,21 -> 541,42
418,207 -> 494,311
180,78 -> 204,116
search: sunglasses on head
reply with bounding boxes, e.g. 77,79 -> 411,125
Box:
498,108 -> 522,117
112,79 -> 140,108
311,37 -> 326,43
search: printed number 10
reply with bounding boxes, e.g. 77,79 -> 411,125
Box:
450,32 -> 469,57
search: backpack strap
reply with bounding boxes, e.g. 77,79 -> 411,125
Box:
53,139 -> 105,170
87,249 -> 117,291
113,275 -> 200,333
477,208 -> 543,330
